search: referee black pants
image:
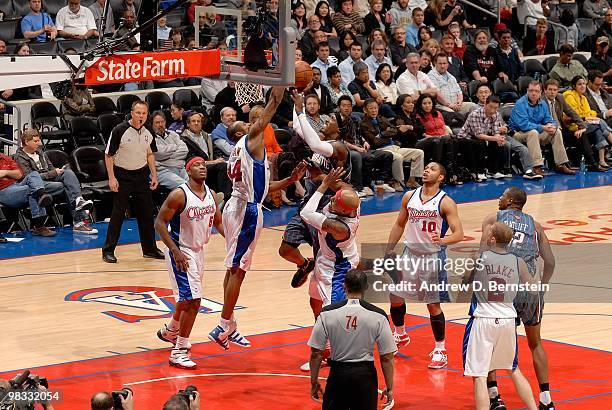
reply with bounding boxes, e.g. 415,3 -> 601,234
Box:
103,166 -> 157,255
323,361 -> 378,410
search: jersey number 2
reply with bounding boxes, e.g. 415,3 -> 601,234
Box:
228,159 -> 242,182
345,315 -> 357,330
421,221 -> 437,233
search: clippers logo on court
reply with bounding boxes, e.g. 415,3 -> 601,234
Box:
65,286 -> 240,323
186,205 -> 215,221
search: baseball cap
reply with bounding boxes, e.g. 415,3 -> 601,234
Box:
596,36 -> 609,46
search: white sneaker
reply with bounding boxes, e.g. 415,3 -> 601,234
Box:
476,173 -> 487,182
428,348 -> 448,369
73,221 -> 98,235
75,197 -> 94,211
157,324 -> 192,349
362,186 -> 374,196
169,348 -> 196,369
381,183 -> 396,193
491,172 -> 505,179
393,332 -> 411,348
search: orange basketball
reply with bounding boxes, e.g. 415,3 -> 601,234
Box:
294,60 -> 313,91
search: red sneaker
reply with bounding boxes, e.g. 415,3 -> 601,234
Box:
393,332 -> 411,348
428,348 -> 447,369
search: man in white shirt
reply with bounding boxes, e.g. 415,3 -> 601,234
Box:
339,42 -> 364,85
396,53 -> 438,100
428,53 -> 477,116
365,40 -> 393,81
517,0 -> 550,27
311,41 -> 338,85
56,0 -> 99,39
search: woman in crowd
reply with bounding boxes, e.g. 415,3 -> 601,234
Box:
338,30 -> 358,60
417,26 -> 433,50
375,63 -> 398,105
364,0 -> 391,35
326,66 -> 355,106
291,2 -> 308,39
315,1 -> 337,38
421,39 -> 441,59
394,94 -> 424,148
170,27 -> 184,48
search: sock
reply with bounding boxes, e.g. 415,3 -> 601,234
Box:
175,336 -> 189,349
168,318 -> 179,331
487,381 -> 499,399
539,383 -> 551,404
395,325 -> 406,335
435,340 -> 445,350
219,317 -> 231,331
390,303 -> 406,327
430,312 -> 446,343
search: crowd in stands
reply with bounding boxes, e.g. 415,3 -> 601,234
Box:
1,0 -> 612,239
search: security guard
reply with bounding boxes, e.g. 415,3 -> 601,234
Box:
308,269 -> 396,410
102,100 -> 164,263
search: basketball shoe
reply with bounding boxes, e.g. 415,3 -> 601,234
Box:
208,325 -> 230,350
428,348 -> 448,369
539,402 -> 555,410
489,396 -> 506,410
157,324 -> 192,350
393,332 -> 411,348
169,348 -> 196,369
227,320 -> 251,347
300,348 -> 330,372
291,258 -> 315,288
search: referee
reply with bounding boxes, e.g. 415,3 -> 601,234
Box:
102,100 -> 163,263
308,269 -> 396,410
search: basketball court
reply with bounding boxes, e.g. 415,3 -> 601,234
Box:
1,174 -> 611,408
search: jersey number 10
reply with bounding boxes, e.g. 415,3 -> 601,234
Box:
421,221 -> 437,233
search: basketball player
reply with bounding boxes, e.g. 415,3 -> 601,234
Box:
384,162 -> 464,369
279,90 -> 353,289
208,86 -> 307,350
299,167 -> 361,371
481,187 -> 556,410
464,222 -> 537,410
154,157 -> 224,369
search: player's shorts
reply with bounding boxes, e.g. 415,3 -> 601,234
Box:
514,290 -> 545,326
223,197 -> 263,271
309,257 -> 351,306
165,246 -> 205,302
390,247 -> 451,303
283,213 -> 316,246
463,317 -> 518,377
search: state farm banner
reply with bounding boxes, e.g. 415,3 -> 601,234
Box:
84,49 -> 221,85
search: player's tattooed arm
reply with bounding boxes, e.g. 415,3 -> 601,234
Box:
536,221 -> 555,284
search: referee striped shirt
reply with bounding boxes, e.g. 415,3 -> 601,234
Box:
105,121 -> 157,170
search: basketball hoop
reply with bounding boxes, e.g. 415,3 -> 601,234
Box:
235,82 -> 264,107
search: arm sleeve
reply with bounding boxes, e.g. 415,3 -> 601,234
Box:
300,191 -> 327,231
294,111 -> 334,157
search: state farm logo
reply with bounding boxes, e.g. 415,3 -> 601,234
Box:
186,205 -> 215,221
96,56 -> 186,82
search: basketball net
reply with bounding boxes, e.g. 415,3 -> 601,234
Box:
235,82 -> 264,107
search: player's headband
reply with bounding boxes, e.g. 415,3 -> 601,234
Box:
332,189 -> 354,213
185,156 -> 205,171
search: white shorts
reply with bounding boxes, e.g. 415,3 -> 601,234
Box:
390,248 -> 451,303
463,317 -> 518,377
308,256 -> 351,307
165,246 -> 205,302
223,197 -> 263,271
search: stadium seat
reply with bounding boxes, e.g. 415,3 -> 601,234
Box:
172,89 -> 201,110
572,53 -> 588,66
578,18 -> 597,38
97,113 -> 122,142
0,20 -> 18,43
11,0 -> 30,17
145,91 -> 173,110
517,75 -> 535,95
116,94 -> 141,114
493,78 -> 518,102
93,96 -> 117,115
57,39 -> 89,54
71,146 -> 111,192
543,56 -> 559,72
44,0 -> 67,17
499,104 -> 514,123
70,117 -> 105,147
524,59 -> 547,80
45,149 -> 72,169
29,40 -> 58,55
31,102 -> 72,150
0,0 -> 14,18
327,36 -> 339,52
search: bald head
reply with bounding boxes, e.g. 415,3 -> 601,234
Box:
332,188 -> 360,215
90,392 -> 113,410
227,121 -> 248,142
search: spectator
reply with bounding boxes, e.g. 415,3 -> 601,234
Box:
440,35 -> 469,92
439,0 -> 474,31
419,49 -> 433,73
495,29 -> 524,83
359,98 -> 425,189
523,18 -> 555,56
549,44 -> 588,89
364,0 -> 392,34
585,70 -> 612,129
517,0 -> 550,27
428,53 -> 477,117
335,96 -> 395,196
375,63 -> 399,105
508,81 -> 574,176
61,82 -> 95,122
586,37 -> 612,87
168,103 -> 190,135
421,39 -> 441,61
91,389 -> 134,410
338,30 -> 358,61
416,25 -> 432,50
396,53 -> 439,101
315,1 -> 337,38
426,0 -> 445,29
296,47 -> 303,61
463,30 -> 507,84
169,27 -> 184,48
187,0 -> 212,25
555,7 -> 579,49
157,16 -> 171,41
562,76 -> 612,164
311,41 -> 338,85
112,9 -> 140,51
350,61 -> 380,110
299,16 -> 324,63
89,0 -> 115,36
489,23 -> 523,58
185,12 -> 227,48
181,112 -> 232,200
22,0 -> 57,42
596,9 -> 612,45
365,39 -> 393,80
291,2 -> 308,38
1,43 -> 42,102
56,0 -> 99,40
582,0 -> 610,21
458,95 -> 539,179
475,83 -> 492,106
0,40 -> 6,55
151,111 -> 191,190
304,94 -> 332,138
214,81 -> 249,122
339,41 -> 364,84
262,0 -> 280,44
389,0 -> 411,32
406,7 -> 425,48
332,0 -> 366,36
327,66 -> 355,106
390,26 -> 417,67
303,67 -> 334,114
395,93 -> 425,148
211,107 -> 238,159
544,79 -> 609,171
447,22 -> 466,59
0,153 -> 55,237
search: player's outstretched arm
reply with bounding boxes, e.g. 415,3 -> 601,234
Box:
385,192 -> 412,255
249,86 -> 285,140
438,196 -> 464,245
291,90 -> 334,157
269,161 -> 307,193
536,222 -> 555,284
154,189 -> 189,272
212,191 -> 225,238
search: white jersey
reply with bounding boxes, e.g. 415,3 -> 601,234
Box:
169,183 -> 216,250
469,250 -> 520,319
404,187 -> 448,254
227,135 -> 270,204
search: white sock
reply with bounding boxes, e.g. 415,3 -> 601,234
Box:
175,336 -> 189,349
435,340 -> 445,350
168,318 -> 179,331
220,317 -> 231,331
540,391 -> 551,405
395,325 -> 406,335
488,386 -> 499,399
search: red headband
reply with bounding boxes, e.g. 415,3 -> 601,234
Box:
185,157 -> 205,171
333,189 -> 354,213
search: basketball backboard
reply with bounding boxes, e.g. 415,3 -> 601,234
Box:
194,2 -> 296,86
